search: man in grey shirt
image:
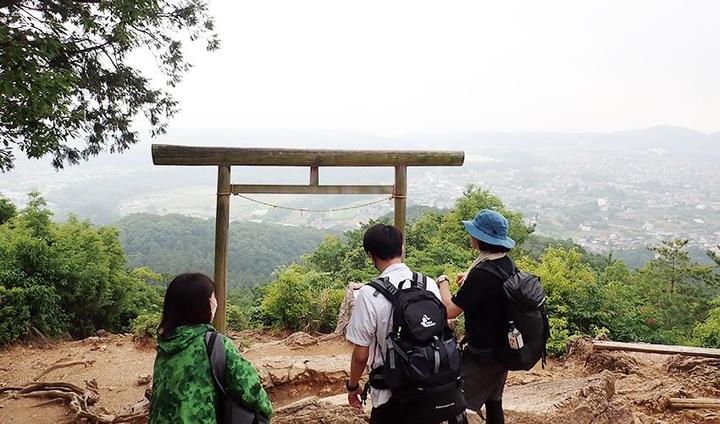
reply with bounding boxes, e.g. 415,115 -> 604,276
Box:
345,224 -> 441,423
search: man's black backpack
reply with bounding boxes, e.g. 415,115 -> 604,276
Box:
205,331 -> 269,424
478,260 -> 550,371
368,272 -> 467,424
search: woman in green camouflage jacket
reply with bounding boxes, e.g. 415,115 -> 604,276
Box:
149,273 -> 273,423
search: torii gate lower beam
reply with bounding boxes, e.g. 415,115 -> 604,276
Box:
152,145 -> 464,331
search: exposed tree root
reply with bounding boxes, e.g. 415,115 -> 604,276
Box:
33,360 -> 96,381
1,381 -> 149,423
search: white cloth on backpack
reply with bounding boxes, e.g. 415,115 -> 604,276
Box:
345,262 -> 441,408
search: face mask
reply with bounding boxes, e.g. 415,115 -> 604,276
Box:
210,294 -> 218,321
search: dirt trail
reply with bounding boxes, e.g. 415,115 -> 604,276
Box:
2,333 -> 720,423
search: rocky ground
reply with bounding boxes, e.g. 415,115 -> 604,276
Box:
1,332 -> 720,423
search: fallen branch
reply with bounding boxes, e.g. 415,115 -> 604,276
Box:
30,326 -> 52,345
592,340 -> 720,359
33,359 -> 96,381
1,381 -> 148,423
669,398 -> 720,409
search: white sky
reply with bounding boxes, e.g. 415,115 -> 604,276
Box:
164,0 -> 720,135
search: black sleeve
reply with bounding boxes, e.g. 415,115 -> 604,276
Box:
452,268 -> 489,311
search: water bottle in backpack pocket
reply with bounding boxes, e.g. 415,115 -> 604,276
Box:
478,260 -> 551,371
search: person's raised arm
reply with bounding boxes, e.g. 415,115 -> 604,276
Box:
437,275 -> 464,319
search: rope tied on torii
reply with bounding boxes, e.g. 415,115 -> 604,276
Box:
231,193 -> 397,213
152,145 -> 464,331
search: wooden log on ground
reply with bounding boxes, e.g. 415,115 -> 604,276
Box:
33,359 -> 96,381
152,145 -> 465,167
669,398 -> 720,409
592,340 -> 720,358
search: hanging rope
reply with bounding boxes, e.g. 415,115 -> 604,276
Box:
230,193 -> 399,213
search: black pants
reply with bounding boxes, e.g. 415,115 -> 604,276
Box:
370,398 -> 468,424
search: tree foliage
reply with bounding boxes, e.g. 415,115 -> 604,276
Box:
254,185 -> 720,356
0,195 -> 16,223
0,193 -> 163,343
0,0 -> 218,171
692,296 -> 720,348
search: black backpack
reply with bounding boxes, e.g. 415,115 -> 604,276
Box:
478,261 -> 550,371
205,331 -> 269,424
368,272 -> 467,424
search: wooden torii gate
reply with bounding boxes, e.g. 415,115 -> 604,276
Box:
152,144 -> 465,331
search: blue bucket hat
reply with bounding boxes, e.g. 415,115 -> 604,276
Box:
462,209 -> 516,249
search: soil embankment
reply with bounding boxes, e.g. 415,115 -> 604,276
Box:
2,334 -> 720,423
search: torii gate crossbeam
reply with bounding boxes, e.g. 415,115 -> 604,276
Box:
152,144 -> 465,331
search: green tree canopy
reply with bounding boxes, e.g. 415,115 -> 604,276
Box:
0,194 -> 163,343
0,0 -> 218,171
0,195 -> 16,223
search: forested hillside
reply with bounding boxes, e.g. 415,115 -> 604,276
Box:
115,214 -> 329,288
2,189 -> 720,353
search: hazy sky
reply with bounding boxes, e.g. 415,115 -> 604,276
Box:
160,1 -> 720,135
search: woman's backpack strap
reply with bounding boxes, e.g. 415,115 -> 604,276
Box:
205,331 -> 228,396
206,331 -> 269,424
477,260 -> 511,282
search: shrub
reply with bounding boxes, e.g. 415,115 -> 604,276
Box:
0,287 -> 30,345
0,194 -> 164,345
256,265 -> 345,333
132,312 -> 161,339
316,288 -> 346,333
546,316 -> 571,356
0,284 -> 65,344
227,305 -> 250,331
692,297 -> 720,348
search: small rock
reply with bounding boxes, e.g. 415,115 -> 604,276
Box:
137,374 -> 152,386
96,329 -> 110,338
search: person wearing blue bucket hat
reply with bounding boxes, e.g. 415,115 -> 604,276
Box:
462,209 -> 516,251
436,209 -> 516,424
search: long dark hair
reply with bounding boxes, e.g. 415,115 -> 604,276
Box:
158,273 -> 215,339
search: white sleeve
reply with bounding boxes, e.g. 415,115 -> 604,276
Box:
345,287 -> 377,347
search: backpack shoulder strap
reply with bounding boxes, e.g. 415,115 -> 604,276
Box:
508,256 -> 519,274
205,331 -> 228,397
409,272 -> 427,290
476,260 -> 511,282
367,277 -> 397,302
